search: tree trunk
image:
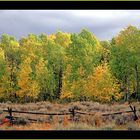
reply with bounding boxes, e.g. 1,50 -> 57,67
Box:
56,67 -> 63,99
127,77 -> 130,102
9,59 -> 18,101
134,64 -> 139,101
124,75 -> 127,102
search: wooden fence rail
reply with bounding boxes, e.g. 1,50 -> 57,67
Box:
102,110 -> 134,116
3,109 -> 71,116
1,109 -> 136,116
0,104 -> 139,123
75,110 -> 135,116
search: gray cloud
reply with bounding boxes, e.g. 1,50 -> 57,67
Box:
0,10 -> 140,40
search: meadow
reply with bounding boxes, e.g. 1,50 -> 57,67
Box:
0,101 -> 140,130
0,26 -> 140,130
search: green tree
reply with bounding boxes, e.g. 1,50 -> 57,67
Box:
110,25 -> 140,101
100,40 -> 111,63
0,34 -> 21,101
61,29 -> 103,101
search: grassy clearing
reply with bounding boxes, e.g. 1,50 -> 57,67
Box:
0,101 -> 140,130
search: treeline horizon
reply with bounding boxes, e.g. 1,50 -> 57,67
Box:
0,25 -> 139,103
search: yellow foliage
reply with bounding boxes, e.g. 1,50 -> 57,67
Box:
0,49 -> 12,98
60,64 -> 74,99
35,58 -> 48,75
55,32 -> 71,48
61,65 -> 86,100
0,48 -> 5,60
17,56 -> 39,99
60,91 -> 73,99
0,73 -> 11,99
85,64 -> 122,103
29,81 -> 40,98
48,34 -> 56,40
78,66 -> 85,77
10,40 -> 19,51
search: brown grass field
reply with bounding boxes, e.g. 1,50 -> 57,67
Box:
0,101 -> 140,130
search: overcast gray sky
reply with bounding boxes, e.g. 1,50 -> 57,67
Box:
0,10 -> 140,40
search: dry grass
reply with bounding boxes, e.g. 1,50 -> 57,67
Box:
0,101 -> 140,130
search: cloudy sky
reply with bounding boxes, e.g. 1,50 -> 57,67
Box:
0,10 -> 140,40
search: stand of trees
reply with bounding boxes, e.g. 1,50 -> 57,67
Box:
0,26 -> 140,103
